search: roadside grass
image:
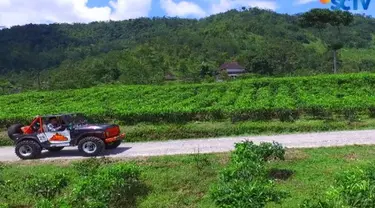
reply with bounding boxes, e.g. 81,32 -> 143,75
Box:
266,145 -> 375,207
2,145 -> 375,207
1,118 -> 375,146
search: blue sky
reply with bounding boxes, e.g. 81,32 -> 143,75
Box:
86,0 -> 375,16
0,0 -> 374,27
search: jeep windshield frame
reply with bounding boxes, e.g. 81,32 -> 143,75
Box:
61,113 -> 88,125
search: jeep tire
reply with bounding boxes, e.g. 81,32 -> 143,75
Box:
105,140 -> 122,150
46,147 -> 64,152
15,140 -> 42,160
78,137 -> 105,157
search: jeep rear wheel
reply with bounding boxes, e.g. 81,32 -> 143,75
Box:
46,147 -> 64,152
78,137 -> 105,157
15,140 -> 42,160
105,140 -> 122,150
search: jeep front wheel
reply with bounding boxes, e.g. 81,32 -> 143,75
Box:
15,140 -> 42,160
78,137 -> 105,157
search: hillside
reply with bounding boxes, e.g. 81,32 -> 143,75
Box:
1,8 -> 375,93
1,73 -> 375,127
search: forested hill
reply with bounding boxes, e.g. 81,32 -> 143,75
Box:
1,8 -> 375,93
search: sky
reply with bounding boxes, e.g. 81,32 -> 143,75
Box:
0,0 -> 374,27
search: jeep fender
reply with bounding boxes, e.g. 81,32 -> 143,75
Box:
16,136 -> 43,147
73,131 -> 105,145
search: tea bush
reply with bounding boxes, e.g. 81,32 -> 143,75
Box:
210,141 -> 288,208
68,163 -> 148,208
72,157 -> 113,176
0,159 -> 148,208
25,173 -> 69,200
2,73 -> 375,126
301,164 -> 375,208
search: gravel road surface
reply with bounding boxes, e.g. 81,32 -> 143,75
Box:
1,130 -> 375,162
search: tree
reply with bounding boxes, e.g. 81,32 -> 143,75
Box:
0,78 -> 13,94
246,39 -> 303,76
200,61 -> 212,79
299,9 -> 354,74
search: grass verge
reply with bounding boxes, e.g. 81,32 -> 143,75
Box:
1,145 -> 375,207
1,118 -> 375,146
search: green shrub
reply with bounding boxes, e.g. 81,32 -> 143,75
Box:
333,165 -> 375,207
68,163 -> 148,208
299,199 -> 340,208
72,157 -> 113,176
0,203 -> 9,208
25,173 -> 69,199
34,198 -> 71,208
301,164 -> 375,208
210,141 -> 288,208
0,164 -> 18,204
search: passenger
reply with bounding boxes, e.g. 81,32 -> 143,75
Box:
47,117 -> 64,132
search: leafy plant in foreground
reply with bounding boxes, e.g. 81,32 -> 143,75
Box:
68,163 -> 148,208
210,141 -> 288,208
25,173 -> 69,200
301,163 -> 375,208
72,157 -> 113,177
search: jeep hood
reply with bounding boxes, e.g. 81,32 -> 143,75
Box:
73,124 -> 116,131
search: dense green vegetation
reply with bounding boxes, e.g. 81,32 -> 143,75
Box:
0,158 -> 148,207
2,145 -> 375,207
1,8 -> 375,92
1,73 -> 375,127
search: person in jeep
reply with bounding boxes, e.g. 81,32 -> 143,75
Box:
47,117 -> 64,132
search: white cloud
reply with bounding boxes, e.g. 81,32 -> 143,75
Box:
0,0 -> 11,7
159,0 -> 277,18
160,0 -> 206,17
210,0 -> 278,14
295,0 -> 316,5
110,0 -> 152,20
0,0 -> 152,27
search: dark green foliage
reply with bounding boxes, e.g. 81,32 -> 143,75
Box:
68,163 -> 148,208
298,9 -> 354,74
210,141 -> 288,208
0,159 -> 148,208
0,8 -> 373,93
25,173 -> 69,199
72,157 -> 113,176
300,199 -> 334,208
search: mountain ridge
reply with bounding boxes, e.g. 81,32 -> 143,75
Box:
0,8 -> 375,93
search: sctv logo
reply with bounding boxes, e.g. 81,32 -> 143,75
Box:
320,0 -> 371,10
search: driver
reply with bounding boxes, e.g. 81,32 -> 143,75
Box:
47,117 -> 64,132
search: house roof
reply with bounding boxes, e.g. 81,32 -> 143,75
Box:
165,73 -> 177,80
219,62 -> 245,70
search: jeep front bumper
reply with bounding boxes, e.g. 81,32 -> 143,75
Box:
105,133 -> 126,143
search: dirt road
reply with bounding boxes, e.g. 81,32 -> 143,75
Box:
0,130 -> 375,162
